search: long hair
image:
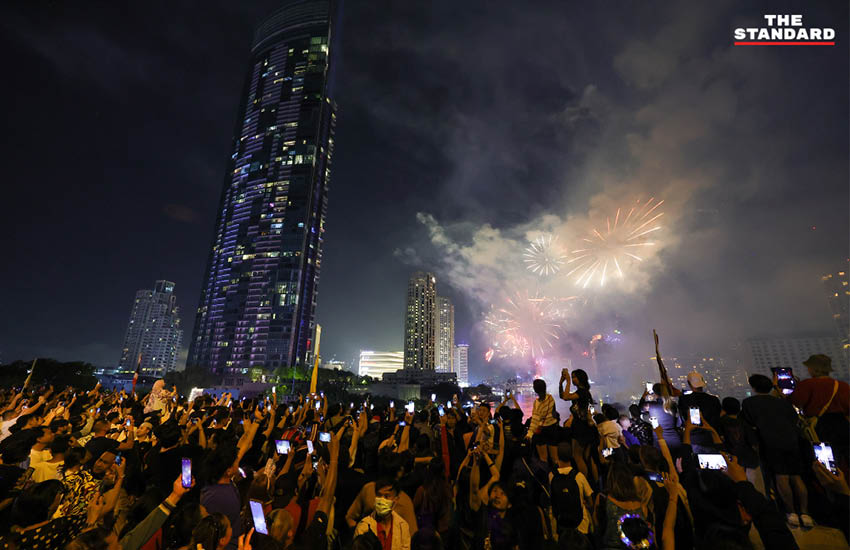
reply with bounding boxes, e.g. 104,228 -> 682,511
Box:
572,369 -> 590,389
420,459 -> 452,517
654,384 -> 675,416
607,463 -> 639,502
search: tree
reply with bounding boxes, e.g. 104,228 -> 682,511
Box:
0,358 -> 98,390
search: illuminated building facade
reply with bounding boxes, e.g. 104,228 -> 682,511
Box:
358,350 -> 404,380
436,296 -> 455,373
188,0 -> 341,375
748,335 -> 849,382
404,272 -> 437,371
118,280 -> 183,378
454,343 -> 469,387
823,264 -> 849,353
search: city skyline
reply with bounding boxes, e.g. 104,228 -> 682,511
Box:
0,1 -> 847,387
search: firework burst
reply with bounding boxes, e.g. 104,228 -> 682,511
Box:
566,197 -> 664,288
484,291 -> 563,359
523,234 -> 566,276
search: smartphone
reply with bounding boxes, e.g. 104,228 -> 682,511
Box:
814,443 -> 839,474
689,407 -> 701,425
370,404 -> 374,410
275,440 -> 291,455
438,406 -> 445,417
312,455 -> 319,470
431,393 -> 436,401
115,453 -> 123,465
181,458 -> 192,488
772,367 -> 796,395
227,399 -> 233,407
319,431 -> 331,443
320,391 -> 324,398
646,382 -> 653,393
125,418 -> 131,427
490,419 -> 497,425
446,402 -> 452,409
249,499 -> 268,535
399,421 -> 406,427
697,453 -> 727,470
390,401 -> 395,408
306,440 -> 314,454
649,416 -> 659,429
647,472 -> 663,482
238,467 -> 246,477
590,405 -> 596,415
212,419 -> 217,426
406,401 -> 415,414
192,417 -> 199,424
350,402 -> 354,409
602,448 -> 613,458
315,402 -> 321,410
272,386 -> 276,395
97,407 -> 101,414
507,390 -> 512,397
288,405 -> 294,413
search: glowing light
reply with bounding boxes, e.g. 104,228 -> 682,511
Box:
484,348 -> 495,362
523,234 -> 566,276
566,197 -> 664,287
484,291 -> 563,359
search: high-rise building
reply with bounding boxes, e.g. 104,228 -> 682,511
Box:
118,281 -> 183,378
358,350 -> 404,380
436,296 -> 455,373
188,1 -> 342,375
747,335 -> 850,381
404,272 -> 437,371
454,343 -> 469,387
823,265 -> 849,352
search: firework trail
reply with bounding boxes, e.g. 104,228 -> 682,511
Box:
565,197 -> 664,288
484,291 -> 563,359
523,234 -> 566,276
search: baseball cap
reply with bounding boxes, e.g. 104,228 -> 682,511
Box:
802,354 -> 832,374
686,372 -> 706,389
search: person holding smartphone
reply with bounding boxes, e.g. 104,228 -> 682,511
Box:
742,374 -> 812,527
677,372 -> 722,454
559,368 -> 597,481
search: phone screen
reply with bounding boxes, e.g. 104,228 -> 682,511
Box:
406,402 -> 415,414
390,401 -> 395,408
306,440 -> 314,454
181,458 -> 192,488
646,382 -> 654,393
689,407 -> 701,425
125,418 -> 131,427
249,500 -> 268,535
438,406 -> 445,417
315,402 -> 321,410
649,416 -> 659,429
446,402 -> 452,409
275,440 -> 290,455
602,448 -> 613,458
115,453 -> 123,465
399,421 -> 406,427
774,368 -> 796,395
647,472 -> 663,482
319,431 -> 331,443
431,393 -> 436,401
814,443 -> 838,474
697,454 -> 727,470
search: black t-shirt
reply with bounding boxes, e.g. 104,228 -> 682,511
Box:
741,394 -> 799,450
678,392 -> 722,427
85,436 -> 120,462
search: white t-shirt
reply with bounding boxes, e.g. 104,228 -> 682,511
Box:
32,460 -> 63,482
598,419 -> 623,449
550,466 -> 594,534
0,416 -> 21,441
29,448 -> 53,466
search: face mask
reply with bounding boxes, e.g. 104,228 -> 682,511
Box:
374,497 -> 394,517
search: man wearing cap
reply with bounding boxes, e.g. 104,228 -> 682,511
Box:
678,371 -> 722,454
789,354 -> 849,470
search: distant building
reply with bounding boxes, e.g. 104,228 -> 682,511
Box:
358,350 -> 404,380
663,355 -> 749,399
748,335 -> 849,382
118,280 -> 183,378
454,344 -> 469,387
381,369 -> 457,386
823,265 -> 849,352
404,272 -> 437,371
436,296 -> 455,373
323,359 -> 346,371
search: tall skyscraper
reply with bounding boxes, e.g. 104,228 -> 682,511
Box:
454,343 -> 469,387
118,281 -> 183,378
823,265 -> 849,352
436,296 -> 455,373
404,272 -> 437,370
188,1 -> 341,375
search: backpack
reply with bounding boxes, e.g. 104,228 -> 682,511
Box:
550,469 -> 584,531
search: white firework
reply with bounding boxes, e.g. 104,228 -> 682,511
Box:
566,197 -> 664,288
523,234 -> 566,276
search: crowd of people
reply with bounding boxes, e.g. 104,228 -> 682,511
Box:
0,342 -> 848,550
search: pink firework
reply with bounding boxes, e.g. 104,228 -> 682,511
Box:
484,291 -> 563,359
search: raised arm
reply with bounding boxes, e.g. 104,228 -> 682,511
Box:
654,425 -> 678,483
661,477 -> 679,550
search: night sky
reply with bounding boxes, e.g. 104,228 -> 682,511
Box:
1,1 -> 847,382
